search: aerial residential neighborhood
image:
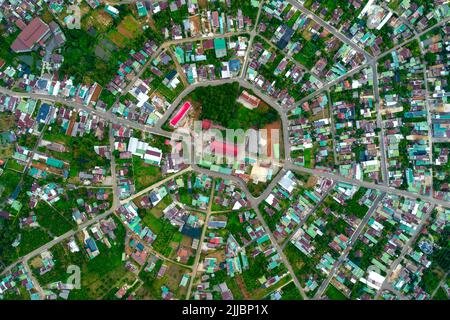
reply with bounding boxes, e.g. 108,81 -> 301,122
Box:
0,0 -> 448,306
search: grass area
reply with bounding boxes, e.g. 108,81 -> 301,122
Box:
60,7 -> 159,86
421,267 -> 444,295
32,216 -> 129,299
17,228 -> 53,257
280,281 -> 303,300
60,28 -> 119,85
226,211 -> 253,246
5,159 -> 25,172
433,287 -> 448,300
151,219 -> 182,257
138,260 -> 189,299
293,38 -> 321,69
0,169 -> 21,203
325,284 -> 348,300
132,156 -> 163,192
247,179 -> 271,197
43,128 -> 109,177
35,201 -> 75,236
0,113 -> 15,130
239,242 -> 290,299
17,133 -> 38,150
141,194 -> 173,221
283,242 -> 323,296
141,195 -> 181,257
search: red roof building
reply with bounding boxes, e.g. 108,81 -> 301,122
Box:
170,101 -> 192,127
210,140 -> 238,157
11,18 -> 51,53
237,90 -> 261,109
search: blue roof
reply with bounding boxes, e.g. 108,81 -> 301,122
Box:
86,238 -> 98,252
37,103 -> 50,122
229,59 -> 241,72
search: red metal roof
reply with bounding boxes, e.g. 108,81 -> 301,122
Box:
11,18 -> 50,53
170,101 -> 191,127
210,140 -> 237,157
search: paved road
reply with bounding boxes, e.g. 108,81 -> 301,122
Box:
256,34 -> 326,84
186,180 -> 216,299
372,62 -> 389,185
109,123 -> 120,209
314,192 -> 386,298
430,272 -> 449,299
288,63 -> 372,111
3,83 -> 449,211
239,0 -> 265,80
326,89 -> 339,164
252,205 -> 309,299
0,87 -> 174,139
120,30 -> 248,96
23,260 -> 45,299
191,164 -> 308,299
423,65 -> 434,196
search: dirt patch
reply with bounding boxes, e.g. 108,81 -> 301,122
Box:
263,120 -> 281,158
181,235 -> 193,247
84,10 -> 113,33
309,106 -> 329,121
235,275 -> 251,299
29,256 -> 43,269
189,15 -> 202,35
108,31 -> 128,48
0,114 -> 14,130
305,175 -> 318,189
118,25 -> 134,39
198,0 -> 208,9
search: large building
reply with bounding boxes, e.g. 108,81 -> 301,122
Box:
11,18 -> 51,53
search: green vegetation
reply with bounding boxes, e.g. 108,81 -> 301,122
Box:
60,29 -> 118,85
132,156 -> 163,192
60,11 -> 160,86
31,216 -> 129,300
433,287 -> 448,300
280,281 -> 303,300
190,82 -> 279,130
43,128 -> 109,177
153,5 -> 188,33
35,202 -> 74,236
325,284 -> 348,300
0,30 -> 19,64
138,260 -> 189,299
0,169 -> 21,203
293,37 -> 321,69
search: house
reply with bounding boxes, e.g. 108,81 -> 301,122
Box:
127,137 -> 163,165
237,90 -> 260,109
278,171 -> 297,194
104,5 -> 120,18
